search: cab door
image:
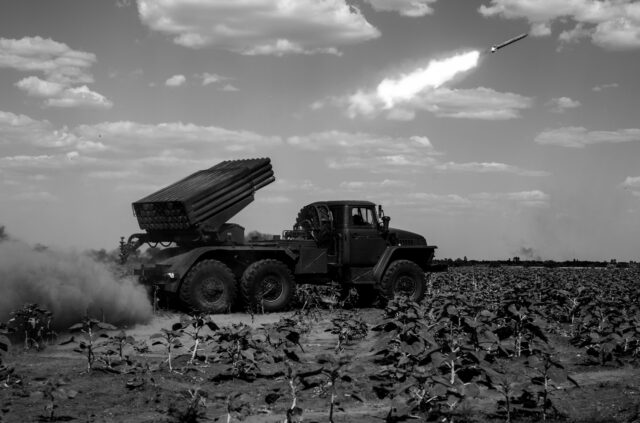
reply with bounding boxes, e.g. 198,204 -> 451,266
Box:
347,205 -> 387,266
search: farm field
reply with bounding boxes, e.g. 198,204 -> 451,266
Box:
2,266 -> 640,423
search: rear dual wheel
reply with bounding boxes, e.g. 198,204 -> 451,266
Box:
241,259 -> 296,312
179,259 -> 237,313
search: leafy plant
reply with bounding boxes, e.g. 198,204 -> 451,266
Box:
150,324 -> 183,372
327,311 -> 368,353
315,353 -> 364,423
7,304 -> 56,351
523,352 -> 577,421
283,361 -> 303,423
177,314 -> 218,365
34,377 -> 77,422
68,316 -> 117,372
167,387 -> 207,423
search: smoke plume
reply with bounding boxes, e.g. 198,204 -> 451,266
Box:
377,50 -> 480,108
346,50 -> 481,118
0,239 -> 152,330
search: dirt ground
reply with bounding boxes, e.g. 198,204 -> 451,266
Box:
2,308 -> 640,423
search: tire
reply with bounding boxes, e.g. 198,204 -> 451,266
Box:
179,259 -> 237,313
241,259 -> 296,312
379,260 -> 426,302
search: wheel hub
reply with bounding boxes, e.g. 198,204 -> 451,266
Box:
259,276 -> 283,302
200,277 -> 224,304
396,275 -> 417,296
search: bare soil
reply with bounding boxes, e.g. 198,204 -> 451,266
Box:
2,309 -> 640,423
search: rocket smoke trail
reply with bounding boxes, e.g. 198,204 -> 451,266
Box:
377,50 -> 480,108
346,49 -> 481,117
0,239 -> 152,330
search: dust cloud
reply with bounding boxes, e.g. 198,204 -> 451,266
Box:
0,239 -> 153,330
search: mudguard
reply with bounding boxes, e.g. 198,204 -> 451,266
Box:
372,245 -> 438,282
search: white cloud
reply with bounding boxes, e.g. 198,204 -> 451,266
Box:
75,120 -> 283,155
622,176 -> 640,198
136,0 -> 380,55
221,84 -> 239,92
12,191 -> 58,202
1,36 -> 111,108
340,179 -> 415,190
15,76 -> 64,97
472,190 -> 550,208
415,87 -> 532,120
0,110 -> 78,148
0,36 -> 95,84
435,161 -> 550,176
622,176 -> 640,189
201,73 -> 224,86
592,82 -> 619,91
547,96 -> 581,113
391,189 -> 550,214
165,74 -> 186,87
342,86 -> 531,120
288,130 -> 441,173
363,0 -> 438,17
287,130 -> 545,177
479,0 -> 640,50
535,126 -> 640,147
45,86 -> 113,109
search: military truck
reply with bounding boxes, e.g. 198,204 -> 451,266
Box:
121,158 -> 444,313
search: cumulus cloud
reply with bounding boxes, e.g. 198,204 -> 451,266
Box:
15,76 -> 64,97
479,0 -> 640,50
136,0 -> 380,55
199,72 -> 239,91
287,130 -> 546,177
535,126 -> 640,147
547,96 -> 581,113
340,179 -> 415,190
46,86 -> 113,109
0,110 -> 79,148
165,74 -> 186,87
363,0 -> 438,17
621,176 -> 640,197
341,86 -> 532,121
221,84 -> 239,92
435,161 -> 550,176
201,73 -> 224,86
76,121 -> 282,152
1,36 -> 111,108
391,190 -> 550,214
0,36 -> 95,84
622,176 -> 640,189
592,82 -> 619,91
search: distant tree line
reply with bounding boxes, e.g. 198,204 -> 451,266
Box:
436,257 -> 636,269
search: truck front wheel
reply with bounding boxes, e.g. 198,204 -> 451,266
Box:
241,259 -> 295,312
179,259 -> 237,313
379,260 -> 426,302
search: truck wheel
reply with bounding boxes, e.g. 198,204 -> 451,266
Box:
179,259 -> 237,313
241,259 -> 295,312
379,260 -> 426,302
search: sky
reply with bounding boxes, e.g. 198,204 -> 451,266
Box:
0,0 -> 639,261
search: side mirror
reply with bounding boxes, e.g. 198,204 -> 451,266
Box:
382,216 -> 390,233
